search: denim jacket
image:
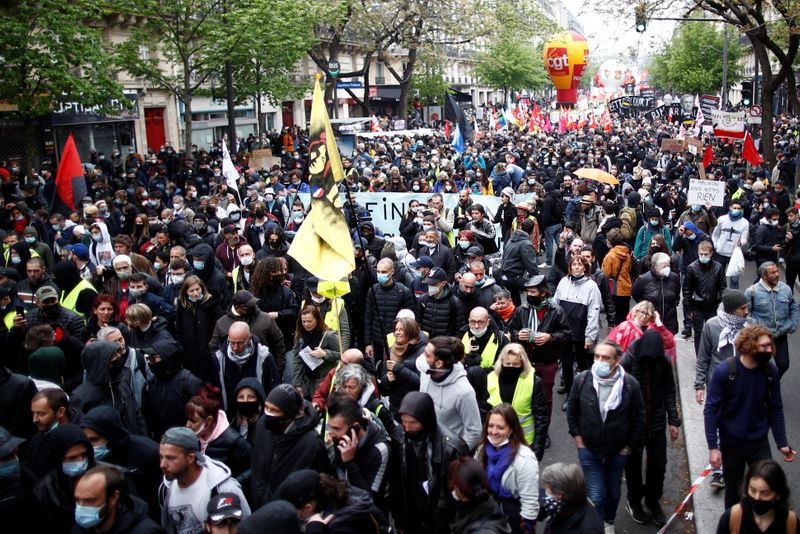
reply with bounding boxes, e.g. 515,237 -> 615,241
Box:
745,280 -> 799,337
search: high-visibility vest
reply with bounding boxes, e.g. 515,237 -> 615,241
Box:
487,370 -> 535,445
462,331 -> 499,368
60,279 -> 97,318
3,310 -> 14,330
232,265 -> 249,293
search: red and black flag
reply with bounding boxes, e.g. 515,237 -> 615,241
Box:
52,134 -> 87,216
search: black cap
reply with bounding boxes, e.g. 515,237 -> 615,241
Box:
232,290 -> 259,307
466,245 -> 484,257
0,426 -> 25,457
207,493 -> 243,524
423,267 -> 447,285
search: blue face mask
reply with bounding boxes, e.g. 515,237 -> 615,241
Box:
413,270 -> 424,280
10,256 -> 20,265
24,236 -> 35,244
153,261 -> 161,271
729,209 -> 742,219
193,260 -> 206,271
62,458 -> 89,477
474,278 -> 486,287
649,219 -> 659,226
691,204 -> 701,212
75,503 -> 106,529
592,360 -> 612,378
0,458 -> 19,477
93,444 -> 110,461
377,273 -> 390,284
699,256 -> 711,264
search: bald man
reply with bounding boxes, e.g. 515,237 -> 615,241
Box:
462,307 -> 507,411
233,244 -> 257,292
212,320 -> 281,411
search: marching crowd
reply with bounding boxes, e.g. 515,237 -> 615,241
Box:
0,111 -> 799,534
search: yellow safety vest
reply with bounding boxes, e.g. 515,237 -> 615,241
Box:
487,370 -> 535,445
301,297 -> 342,333
3,310 -> 14,330
462,331 -> 499,368
60,279 -> 97,318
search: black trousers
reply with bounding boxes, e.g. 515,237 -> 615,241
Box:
774,334 -> 789,378
721,438 -> 772,508
691,308 -> 717,355
562,340 -> 593,395
624,431 -> 668,505
612,296 -> 630,326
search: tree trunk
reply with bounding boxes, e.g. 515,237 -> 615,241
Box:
23,117 -> 34,185
396,46 -> 418,121
786,71 -> 800,116
183,92 -> 193,152
752,39 -> 775,166
361,59 -> 371,116
255,92 -> 264,140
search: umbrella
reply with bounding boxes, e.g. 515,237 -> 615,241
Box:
574,167 -> 620,185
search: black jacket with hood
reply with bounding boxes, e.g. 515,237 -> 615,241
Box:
128,316 -> 182,358
621,330 -> 681,436
189,243 -> 230,308
238,500 -> 300,534
500,229 -> 539,279
0,366 -> 36,439
306,485 -> 381,534
175,295 -> 224,383
250,402 -> 332,508
232,377 -> 265,446
332,419 -> 390,502
631,268 -> 681,333
70,493 -> 163,534
142,348 -> 204,441
70,340 -> 147,436
33,423 -> 96,533
79,405 -> 162,519
390,391 -> 468,534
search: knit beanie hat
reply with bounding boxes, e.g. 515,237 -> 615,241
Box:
266,384 -> 302,419
28,347 -> 65,384
722,289 -> 748,313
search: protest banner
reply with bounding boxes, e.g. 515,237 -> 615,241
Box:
685,138 -> 706,178
660,138 -> 685,153
687,179 -> 725,206
710,110 -> 746,139
699,95 -> 720,118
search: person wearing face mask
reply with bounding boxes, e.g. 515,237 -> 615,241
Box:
745,262 -> 798,378
22,226 -> 55,270
250,383 -> 332,508
475,404 -> 539,533
633,209 -> 671,260
499,219 -> 539,306
78,405 -> 162,521
717,460 -> 797,534
565,341 -> 645,531
363,258 -> 417,361
16,285 -> 86,343
184,385 -> 251,480
0,426 -> 38,532
416,267 -> 466,338
358,221 -> 386,259
682,240 -> 726,350
677,202 -> 717,234
447,456 -> 512,534
408,255 -> 434,298
231,378 -> 265,447
712,200 -> 750,289
704,325 -> 794,509
631,252 -> 682,334
753,207 -> 783,270
188,243 -> 230,309
462,305 -> 505,387
538,462 -> 604,533
88,221 -> 115,272
286,205 -> 307,233
214,224 -> 248,276
301,276 -> 350,347
24,389 -> 73,476
32,423 -> 97,532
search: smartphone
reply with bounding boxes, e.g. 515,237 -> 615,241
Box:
15,305 -> 23,317
348,423 -> 362,436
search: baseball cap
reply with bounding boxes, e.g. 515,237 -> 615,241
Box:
35,286 -> 59,302
410,256 -> 434,269
65,243 -> 90,260
160,427 -> 205,463
525,274 -> 547,288
423,267 -> 447,285
466,245 -> 484,257
275,469 -> 321,507
0,426 -> 25,457
232,290 -> 260,308
207,493 -> 243,524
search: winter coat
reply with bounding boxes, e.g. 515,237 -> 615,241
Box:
332,419 -> 391,500
754,219 -> 782,266
633,224 -> 672,259
238,500 -> 299,534
291,329 -> 340,398
415,243 -> 458,280
306,485 -> 382,534
621,331 -> 681,436
128,316 -> 181,357
70,341 -> 147,436
500,230 -> 539,279
0,461 -> 38,533
175,297 -> 224,382
566,369 -> 645,459
601,245 -> 635,297
213,337 -> 279,411
541,190 -> 564,228
381,334 -> 427,411
364,280 -> 417,348
206,424 -> 252,480
416,290 -> 467,338
508,300 -> 571,365
475,442 -> 539,520
209,305 -> 286,358
255,283 -> 299,356
416,358 -> 482,450
554,275 -> 603,344
0,366 -> 36,439
449,496 -> 512,534
543,500 -> 604,534
745,280 -> 799,337
71,493 -> 163,534
187,243 -> 230,308
142,366 -> 204,441
711,214 -> 750,258
607,312 -> 676,354
683,259 -> 726,313
631,270 -> 682,334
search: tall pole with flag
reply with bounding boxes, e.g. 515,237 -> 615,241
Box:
221,138 -> 242,205
287,75 -> 356,281
51,134 -> 87,216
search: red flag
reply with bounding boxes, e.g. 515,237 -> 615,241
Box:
443,120 -> 451,139
53,134 -> 86,215
743,131 -> 764,166
702,144 -> 714,167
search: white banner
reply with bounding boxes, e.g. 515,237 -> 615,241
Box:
687,179 -> 726,207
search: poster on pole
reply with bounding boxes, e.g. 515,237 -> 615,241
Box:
660,138 -> 685,153
687,179 -> 725,206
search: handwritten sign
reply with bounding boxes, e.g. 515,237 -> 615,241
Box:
687,179 -> 725,207
660,138 -> 685,153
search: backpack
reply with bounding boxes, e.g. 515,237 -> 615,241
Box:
619,207 -> 638,242
723,356 -> 774,406
729,503 -> 796,533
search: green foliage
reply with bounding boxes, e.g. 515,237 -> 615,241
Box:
473,37 -> 548,100
648,20 -> 746,95
409,45 -> 449,105
0,0 -> 124,119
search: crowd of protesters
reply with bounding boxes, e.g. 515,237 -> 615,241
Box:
0,107 -> 798,534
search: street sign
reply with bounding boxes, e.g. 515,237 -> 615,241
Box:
328,60 -> 340,77
747,105 -> 762,124
336,80 -> 362,89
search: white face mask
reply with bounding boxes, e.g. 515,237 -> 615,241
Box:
659,266 -> 671,278
487,435 -> 510,447
451,489 -> 460,501
239,255 -> 254,266
470,326 -> 488,338
310,294 -> 326,304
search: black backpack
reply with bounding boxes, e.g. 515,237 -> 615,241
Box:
723,356 -> 774,406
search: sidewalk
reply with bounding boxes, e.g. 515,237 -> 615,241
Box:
673,334 -> 725,532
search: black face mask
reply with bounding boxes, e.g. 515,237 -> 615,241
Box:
148,360 -> 176,380
41,304 -> 59,318
754,351 -> 772,365
108,356 -> 124,377
527,294 -> 543,307
237,401 -> 260,418
262,413 -> 288,433
269,241 -> 280,249
747,495 -> 775,515
500,366 -> 523,383
254,208 -> 265,218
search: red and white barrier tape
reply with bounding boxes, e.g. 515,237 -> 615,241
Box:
657,465 -> 713,534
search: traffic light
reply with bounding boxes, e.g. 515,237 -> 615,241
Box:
741,80 -> 753,106
635,4 -> 647,32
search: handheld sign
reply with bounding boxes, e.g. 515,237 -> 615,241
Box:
687,179 -> 725,207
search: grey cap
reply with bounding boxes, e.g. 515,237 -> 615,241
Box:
524,274 -> 547,288
160,427 -> 205,463
0,426 -> 25,457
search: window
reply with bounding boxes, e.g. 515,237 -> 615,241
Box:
138,45 -> 150,61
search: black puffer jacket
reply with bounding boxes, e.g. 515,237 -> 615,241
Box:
566,369 -> 645,459
631,270 -> 681,333
206,424 -> 252,480
500,230 -> 539,279
682,258 -> 726,313
621,330 -> 681,437
381,334 -> 427,412
416,290 -> 466,338
142,355 -> 204,441
754,219 -> 782,266
508,300 -> 571,364
175,296 -> 224,382
541,189 -> 564,228
70,341 -> 147,436
364,280 -> 417,348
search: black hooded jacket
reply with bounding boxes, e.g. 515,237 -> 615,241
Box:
306,485 -> 380,534
79,405 -> 162,519
0,366 -> 36,438
70,341 -> 147,436
33,423 -> 95,533
189,243 -> 230,308
238,499 -> 300,534
70,493 -> 163,534
51,260 -> 97,317
0,454 -> 38,532
232,377 -> 265,445
250,402 -> 332,508
621,330 -> 681,436
389,391 -> 468,534
175,295 -> 224,382
142,350 -> 204,441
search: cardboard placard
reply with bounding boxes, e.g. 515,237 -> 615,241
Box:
687,178 -> 725,206
661,138 -> 685,153
250,149 -> 279,171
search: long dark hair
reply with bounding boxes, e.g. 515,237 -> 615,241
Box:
294,304 -> 327,338
448,456 -> 491,503
741,459 -> 792,511
478,404 -> 526,466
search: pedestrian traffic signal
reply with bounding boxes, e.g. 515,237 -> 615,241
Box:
741,80 -> 753,106
635,4 -> 647,32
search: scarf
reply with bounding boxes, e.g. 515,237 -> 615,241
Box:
496,302 -> 515,322
301,328 -> 323,350
528,299 -> 548,332
591,365 -> 625,422
485,443 -> 514,499
227,340 -> 253,365
717,310 -> 748,351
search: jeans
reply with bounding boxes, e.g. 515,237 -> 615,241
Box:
624,432 -> 668,505
578,447 -> 628,523
720,439 -> 772,508
544,224 -> 562,265
714,252 -> 739,289
774,334 -> 789,378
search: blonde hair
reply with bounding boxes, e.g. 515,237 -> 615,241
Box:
493,343 -> 533,377
125,303 -> 153,326
630,300 -> 655,317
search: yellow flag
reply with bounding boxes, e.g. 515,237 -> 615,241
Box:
287,77 -> 356,281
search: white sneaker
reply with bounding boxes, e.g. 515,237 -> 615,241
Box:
538,262 -> 548,268
604,522 -> 616,534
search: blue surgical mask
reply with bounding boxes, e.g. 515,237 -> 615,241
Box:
691,204 -> 701,212
649,219 -> 659,226
413,270 -> 424,280
193,260 -> 206,271
475,278 -> 485,287
686,233 -> 696,241
729,209 -> 742,219
699,256 -> 711,264
153,261 -> 161,271
24,236 -> 35,244
592,360 -> 612,378
75,503 -> 106,529
428,284 -> 441,296
93,444 -> 110,461
62,458 -> 89,477
10,256 -> 20,265
377,273 -> 390,284
0,458 -> 19,477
